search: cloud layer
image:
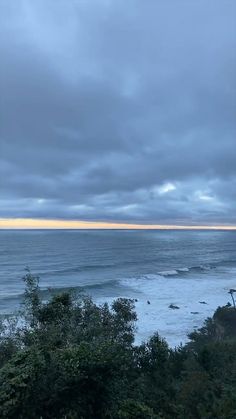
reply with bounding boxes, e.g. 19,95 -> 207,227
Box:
1,0 -> 236,225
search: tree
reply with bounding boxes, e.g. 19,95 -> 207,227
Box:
228,289 -> 236,309
1,271 -> 236,418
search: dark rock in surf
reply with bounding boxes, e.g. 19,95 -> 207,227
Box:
169,304 -> 179,310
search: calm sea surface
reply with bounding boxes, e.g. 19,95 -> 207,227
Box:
0,229 -> 236,345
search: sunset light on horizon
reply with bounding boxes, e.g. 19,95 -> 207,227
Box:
1,218 -> 236,230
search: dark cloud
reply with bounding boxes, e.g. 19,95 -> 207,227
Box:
0,0 -> 236,225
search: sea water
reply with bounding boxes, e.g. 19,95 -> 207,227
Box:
0,229 -> 236,346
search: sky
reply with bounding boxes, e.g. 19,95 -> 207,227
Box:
0,0 -> 236,228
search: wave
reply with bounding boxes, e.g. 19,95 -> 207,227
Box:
38,263 -> 118,277
158,270 -> 179,276
21,257 -> 236,283
2,262 -> 235,305
189,265 -> 214,272
120,265 -> 216,287
39,257 -> 209,278
0,279 -> 119,303
177,267 -> 190,272
158,265 -> 216,277
0,293 -> 25,302
43,278 -> 118,294
117,265 -> 218,288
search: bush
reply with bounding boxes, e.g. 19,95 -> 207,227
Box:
0,271 -> 236,418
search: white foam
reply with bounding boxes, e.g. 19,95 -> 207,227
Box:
119,274 -> 162,290
158,270 -> 178,276
177,267 -> 189,272
95,269 -> 236,347
199,265 -> 212,270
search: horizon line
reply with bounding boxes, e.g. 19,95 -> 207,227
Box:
0,218 -> 236,230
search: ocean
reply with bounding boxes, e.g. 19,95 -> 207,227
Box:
0,229 -> 236,346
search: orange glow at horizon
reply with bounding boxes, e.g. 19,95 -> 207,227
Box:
0,218 -> 236,230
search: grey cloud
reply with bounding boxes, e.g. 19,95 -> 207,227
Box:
0,0 -> 236,225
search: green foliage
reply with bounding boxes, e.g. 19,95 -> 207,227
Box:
116,399 -> 160,418
23,268 -> 41,328
0,271 -> 236,418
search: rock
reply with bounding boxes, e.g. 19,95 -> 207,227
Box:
169,304 -> 179,309
191,311 -> 199,314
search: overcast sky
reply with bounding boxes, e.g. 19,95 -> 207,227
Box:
0,0 -> 236,226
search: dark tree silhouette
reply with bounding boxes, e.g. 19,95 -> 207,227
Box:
228,289 -> 236,309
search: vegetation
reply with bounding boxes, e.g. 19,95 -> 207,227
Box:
0,270 -> 236,418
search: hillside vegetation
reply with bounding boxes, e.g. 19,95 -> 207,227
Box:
0,271 -> 236,418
